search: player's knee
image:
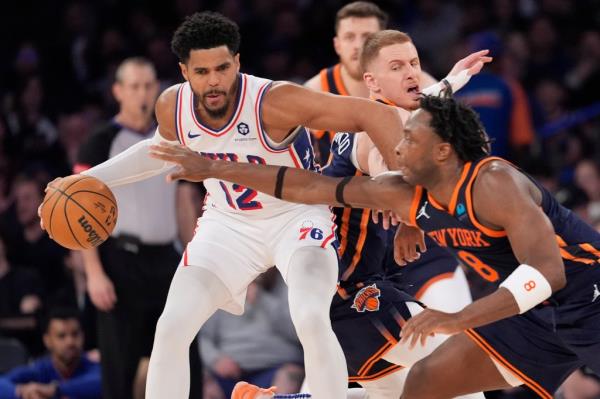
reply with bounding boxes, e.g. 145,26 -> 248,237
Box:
402,358 -> 437,399
289,304 -> 330,341
154,310 -> 191,343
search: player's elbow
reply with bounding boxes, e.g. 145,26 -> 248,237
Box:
543,261 -> 567,293
549,266 -> 567,292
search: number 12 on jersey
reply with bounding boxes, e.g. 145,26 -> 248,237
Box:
219,182 -> 263,210
217,154 -> 266,211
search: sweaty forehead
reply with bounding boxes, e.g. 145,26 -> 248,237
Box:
377,42 -> 418,63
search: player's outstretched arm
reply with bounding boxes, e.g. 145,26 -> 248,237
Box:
400,162 -> 566,348
77,86 -> 181,188
149,142 -> 415,216
262,82 -> 404,170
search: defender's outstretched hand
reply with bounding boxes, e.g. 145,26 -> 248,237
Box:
400,308 -> 463,349
448,49 -> 493,77
149,143 -> 213,182
394,223 -> 427,266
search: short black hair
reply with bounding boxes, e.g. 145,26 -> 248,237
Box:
335,2 -> 388,32
171,12 -> 240,63
42,307 -> 82,334
419,95 -> 492,162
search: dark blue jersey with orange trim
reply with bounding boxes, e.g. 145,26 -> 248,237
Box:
312,64 -> 350,165
409,156 -> 600,304
323,132 -> 388,284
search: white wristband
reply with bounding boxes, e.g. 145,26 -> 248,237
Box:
421,70 -> 472,97
500,264 -> 552,314
444,69 -> 471,93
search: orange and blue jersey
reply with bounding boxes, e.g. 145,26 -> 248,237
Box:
312,64 -> 350,165
323,132 -> 414,382
322,132 -> 388,284
408,156 -> 600,303
409,156 -> 600,398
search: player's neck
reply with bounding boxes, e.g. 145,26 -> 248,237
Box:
339,64 -> 370,98
115,113 -> 154,134
370,93 -> 411,123
426,161 -> 466,209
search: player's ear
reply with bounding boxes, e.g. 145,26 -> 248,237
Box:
112,81 -> 122,103
234,53 -> 241,71
42,332 -> 51,350
363,72 -> 380,93
436,142 -> 452,162
179,62 -> 189,81
333,36 -> 341,56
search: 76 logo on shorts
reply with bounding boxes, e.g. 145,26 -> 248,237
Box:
298,221 -> 323,241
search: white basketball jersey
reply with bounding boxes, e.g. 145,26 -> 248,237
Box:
174,73 -> 321,217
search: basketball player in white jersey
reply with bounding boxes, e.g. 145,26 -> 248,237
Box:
39,11 -> 409,399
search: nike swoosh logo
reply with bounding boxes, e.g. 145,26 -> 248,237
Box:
187,131 -> 201,139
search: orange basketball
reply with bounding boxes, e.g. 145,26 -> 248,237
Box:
40,175 -> 118,250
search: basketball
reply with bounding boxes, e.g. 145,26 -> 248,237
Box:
40,175 -> 118,251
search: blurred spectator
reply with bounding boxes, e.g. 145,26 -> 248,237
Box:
0,232 -> 43,356
407,0 -> 461,77
455,31 -> 536,161
0,232 -> 43,319
200,272 -> 303,398
574,159 -> 600,224
567,30 -> 600,107
525,16 -> 571,88
0,174 -> 71,307
3,76 -> 64,172
0,308 -> 101,399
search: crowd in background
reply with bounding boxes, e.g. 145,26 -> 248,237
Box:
0,0 -> 599,398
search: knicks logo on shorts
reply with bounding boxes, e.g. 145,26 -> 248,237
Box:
351,284 -> 381,313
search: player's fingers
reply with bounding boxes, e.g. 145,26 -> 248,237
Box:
409,329 -> 421,349
463,49 -> 489,64
395,241 -> 407,263
372,210 -> 380,224
167,168 -> 185,182
394,242 -> 407,266
383,213 -> 390,230
395,255 -> 407,266
91,293 -> 108,312
406,242 -> 417,261
417,233 -> 427,253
